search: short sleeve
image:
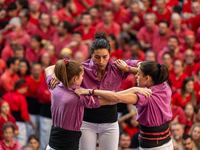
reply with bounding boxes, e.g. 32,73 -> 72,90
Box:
46,74 -> 53,91
79,95 -> 100,108
135,93 -> 149,107
125,59 -> 140,67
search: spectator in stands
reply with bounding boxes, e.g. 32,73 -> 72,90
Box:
107,34 -> 123,61
51,20 -> 72,56
96,8 -> 120,38
50,12 -> 60,28
7,2 -> 18,19
118,109 -> 139,139
59,47 -> 72,59
39,52 -> 51,71
75,12 -> 96,46
89,6 -> 100,26
189,124 -> 200,149
185,49 -> 198,77
137,13 -> 158,50
27,135 -> 40,150
187,1 -> 200,29
0,57 -> 19,93
25,35 -> 45,65
66,31 -> 89,61
26,62 -> 45,139
118,32 -> 131,59
0,101 -> 18,140
45,42 -> 58,65
0,122 -> 22,150
152,20 -> 171,55
185,103 -> 195,133
194,104 -> 200,124
19,9 -> 37,36
28,0 -> 40,25
153,0 -> 171,24
182,134 -> 197,150
169,59 -> 188,94
0,8 -> 6,25
13,45 -> 24,60
18,58 -> 30,79
145,49 -> 156,61
171,123 -> 184,150
118,132 -> 131,150
21,145 -> 34,150
141,0 -> 153,13
3,79 -> 35,145
0,58 -> 6,77
74,51 -> 85,63
162,52 -> 174,74
40,0 -> 52,13
194,69 -> 200,102
34,13 -> 57,40
170,13 -> 190,45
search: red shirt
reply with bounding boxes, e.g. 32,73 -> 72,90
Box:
0,70 -> 20,94
137,25 -> 158,45
191,14 -> 200,32
165,0 -> 179,11
39,1 -> 50,13
69,43 -> 89,61
124,50 -> 145,61
57,8 -> 74,23
120,74 -> 136,91
21,22 -> 38,36
51,56 -> 58,65
183,2 -> 192,13
1,45 -> 14,62
169,73 -> 188,93
110,49 -> 123,61
0,114 -> 18,139
29,15 -> 39,25
194,62 -> 200,75
34,26 -> 57,40
26,75 -> 45,99
74,25 -> 96,41
74,0 -> 94,16
153,8 -> 171,24
185,63 -> 198,77
25,48 -> 45,65
0,59 -> 6,76
124,124 -> 139,138
113,7 -> 129,25
95,21 -> 121,38
179,43 -> 200,60
196,27 -> 200,43
51,33 -> 72,56
3,91 -> 30,121
194,81 -> 200,104
37,82 -> 51,104
171,104 -> 187,124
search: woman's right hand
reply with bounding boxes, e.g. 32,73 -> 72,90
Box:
133,87 -> 152,98
75,89 -> 89,96
50,74 -> 60,89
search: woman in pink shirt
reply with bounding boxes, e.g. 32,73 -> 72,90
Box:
76,60 -> 173,150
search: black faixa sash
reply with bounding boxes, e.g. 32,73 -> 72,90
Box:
139,121 -> 171,148
12,111 -> 24,122
49,125 -> 82,150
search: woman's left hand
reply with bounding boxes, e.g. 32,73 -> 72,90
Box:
115,59 -> 128,72
75,89 -> 89,96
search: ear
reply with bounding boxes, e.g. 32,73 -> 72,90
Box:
73,76 -> 78,83
145,75 -> 150,82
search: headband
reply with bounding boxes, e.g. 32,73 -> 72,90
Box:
64,59 -> 69,65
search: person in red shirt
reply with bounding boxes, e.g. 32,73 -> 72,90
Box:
18,9 -> 37,36
13,45 -> 24,60
172,78 -> 197,108
162,52 -> 174,74
34,13 -> 57,40
153,0 -> 171,24
187,1 -> 200,29
39,0 -> 52,13
185,49 -> 198,77
145,50 -> 156,61
28,0 -> 40,25
170,13 -> 190,45
3,79 -> 35,145
89,6 -> 100,26
74,0 -> 94,17
7,2 -> 18,20
184,103 -> 195,133
0,59 -> 6,77
169,59 -> 188,94
18,58 -> 31,79
118,109 -> 139,139
122,2 -> 145,38
45,42 -> 58,65
50,12 -> 60,28
95,8 -> 120,38
65,31 -> 89,61
0,57 -> 20,94
0,101 -> 18,140
107,34 -> 123,61
74,12 -> 96,46
25,35 -> 45,65
51,20 -> 73,57
39,51 -> 51,71
118,32 -> 131,59
141,0 -> 153,13
25,62 -> 45,139
152,20 -> 171,55
137,13 -> 158,50
194,69 -> 200,103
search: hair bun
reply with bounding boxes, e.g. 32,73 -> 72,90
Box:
94,30 -> 107,40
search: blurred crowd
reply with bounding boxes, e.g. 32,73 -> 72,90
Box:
0,0 -> 200,149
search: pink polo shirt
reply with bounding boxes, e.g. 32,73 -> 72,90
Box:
135,82 -> 172,127
0,139 -> 22,150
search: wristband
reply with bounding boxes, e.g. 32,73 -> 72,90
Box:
88,89 -> 92,95
124,65 -> 128,72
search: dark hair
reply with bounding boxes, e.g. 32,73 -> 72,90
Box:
21,145 -> 33,150
17,0 -> 28,9
39,12 -> 49,20
172,5 -> 182,14
194,104 -> 200,114
175,59 -> 185,68
61,21 -> 73,33
107,34 -> 118,49
13,45 -> 24,51
90,31 -> 110,54
73,31 -> 82,37
159,20 -> 170,28
129,41 -> 140,49
197,69 -> 200,76
31,62 -> 42,68
7,2 -> 17,11
162,52 -> 172,59
168,35 -> 179,44
28,134 -> 39,142
7,57 -> 18,68
55,60 -> 83,88
20,8 -> 29,20
89,6 -> 98,12
32,35 -> 42,47
2,122 -> 16,132
181,78 -> 196,106
140,61 -> 169,85
19,58 -> 31,75
62,0 -> 71,7
120,132 -> 130,139
14,79 -> 26,91
81,11 -> 92,19
0,7 -> 6,12
119,32 -> 131,44
185,102 -> 195,111
104,8 -> 112,14
182,134 -> 193,141
145,49 -> 156,58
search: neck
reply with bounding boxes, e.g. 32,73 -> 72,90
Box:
40,24 -> 48,31
168,64 -> 173,70
176,72 -> 183,78
22,21 -> 28,27
105,21 -> 112,27
158,8 -> 166,14
83,25 -> 90,30
34,47 -> 40,53
31,75 -> 40,81
1,113 -> 8,121
7,68 -> 14,74
5,139 -> 13,146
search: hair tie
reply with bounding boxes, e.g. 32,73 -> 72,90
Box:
64,59 -> 69,65
158,63 -> 162,70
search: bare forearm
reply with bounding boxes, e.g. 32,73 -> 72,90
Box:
45,65 -> 55,77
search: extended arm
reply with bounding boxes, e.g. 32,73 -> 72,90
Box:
45,65 -> 55,78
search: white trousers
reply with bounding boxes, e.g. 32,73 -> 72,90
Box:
39,116 -> 52,150
46,145 -> 55,150
139,139 -> 174,150
15,122 -> 26,145
79,121 -> 119,150
26,114 -> 39,138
